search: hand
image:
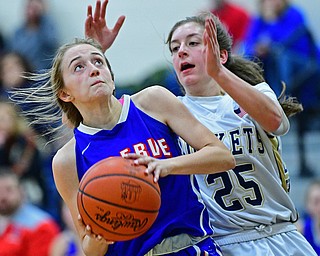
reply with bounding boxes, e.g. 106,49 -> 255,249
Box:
85,0 -> 126,52
124,154 -> 172,182
203,17 -> 224,79
78,214 -> 114,256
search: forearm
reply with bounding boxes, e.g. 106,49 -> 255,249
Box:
73,214 -> 109,256
215,68 -> 282,132
167,145 -> 235,175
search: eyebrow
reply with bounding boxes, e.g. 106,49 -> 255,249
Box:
68,51 -> 104,68
170,33 -> 202,45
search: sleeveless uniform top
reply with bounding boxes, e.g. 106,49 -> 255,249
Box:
74,95 -> 212,256
303,216 -> 320,254
178,82 -> 298,237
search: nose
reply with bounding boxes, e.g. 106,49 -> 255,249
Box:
89,65 -> 100,77
178,44 -> 188,58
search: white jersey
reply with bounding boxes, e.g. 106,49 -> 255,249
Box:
178,82 -> 298,237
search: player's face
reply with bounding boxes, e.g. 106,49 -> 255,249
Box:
61,44 -> 114,104
170,22 -> 213,95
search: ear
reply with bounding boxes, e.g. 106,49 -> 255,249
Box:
59,90 -> 74,102
220,49 -> 228,65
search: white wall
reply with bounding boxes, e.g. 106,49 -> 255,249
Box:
1,0 -> 319,85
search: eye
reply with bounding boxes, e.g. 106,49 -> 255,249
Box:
74,64 -> 83,72
189,41 -> 200,47
170,44 -> 180,53
94,59 -> 103,66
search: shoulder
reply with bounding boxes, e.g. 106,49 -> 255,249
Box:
131,85 -> 181,119
130,85 -> 187,125
52,138 -> 77,189
131,85 -> 174,103
52,138 -> 76,171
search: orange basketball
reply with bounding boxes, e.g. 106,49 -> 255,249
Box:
77,157 -> 161,241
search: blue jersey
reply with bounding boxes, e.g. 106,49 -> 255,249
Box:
74,95 -> 213,256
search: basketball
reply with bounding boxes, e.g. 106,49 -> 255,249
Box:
77,157 -> 161,241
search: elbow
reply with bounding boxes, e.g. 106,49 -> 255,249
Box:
227,154 -> 236,170
263,108 -> 283,133
220,149 -> 235,171
270,112 -> 283,132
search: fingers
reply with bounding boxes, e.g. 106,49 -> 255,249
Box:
87,5 -> 92,18
85,16 -> 93,38
93,0 -> 109,23
151,166 -> 161,182
101,0 -> 108,20
78,214 -> 85,227
85,224 -> 92,236
106,240 -> 115,245
113,15 -> 126,33
123,154 -> 158,181
123,153 -> 142,160
93,0 -> 102,22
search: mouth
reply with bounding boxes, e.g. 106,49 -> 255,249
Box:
91,80 -> 104,86
180,62 -> 195,72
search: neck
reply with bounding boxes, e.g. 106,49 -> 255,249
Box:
81,97 -> 122,129
185,80 -> 223,97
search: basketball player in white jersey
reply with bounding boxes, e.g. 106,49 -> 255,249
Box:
165,13 -> 316,256
84,1 -> 316,255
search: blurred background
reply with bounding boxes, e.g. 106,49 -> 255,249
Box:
1,0 -> 319,85
0,1 -> 319,254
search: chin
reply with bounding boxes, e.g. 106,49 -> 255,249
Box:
182,78 -> 198,88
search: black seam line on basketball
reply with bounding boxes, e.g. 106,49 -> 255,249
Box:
81,173 -> 161,197
78,189 -> 160,213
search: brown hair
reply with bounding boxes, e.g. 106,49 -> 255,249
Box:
166,12 -> 302,117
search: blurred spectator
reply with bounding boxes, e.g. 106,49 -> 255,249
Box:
244,0 -> 320,177
0,51 -> 34,98
0,167 -> 60,256
297,180 -> 320,254
210,0 -> 251,53
0,50 -> 65,223
0,51 -> 63,144
8,0 -> 59,71
0,100 -> 46,207
50,201 -> 84,256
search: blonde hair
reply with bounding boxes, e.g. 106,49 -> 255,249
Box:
10,38 -> 114,141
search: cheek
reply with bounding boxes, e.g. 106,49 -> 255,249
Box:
172,55 -> 180,73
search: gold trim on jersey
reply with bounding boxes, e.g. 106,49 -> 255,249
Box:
269,136 -> 290,192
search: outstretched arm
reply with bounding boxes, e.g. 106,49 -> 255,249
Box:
85,0 -> 125,52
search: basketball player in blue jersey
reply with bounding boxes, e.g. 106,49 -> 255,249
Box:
83,1 -> 317,255
13,37 -> 235,255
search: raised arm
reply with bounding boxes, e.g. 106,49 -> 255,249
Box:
85,0 -> 125,52
204,17 -> 285,133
